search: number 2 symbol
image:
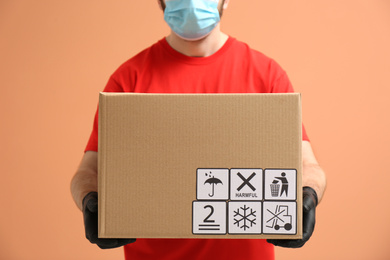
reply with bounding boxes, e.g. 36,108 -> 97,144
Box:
203,205 -> 215,223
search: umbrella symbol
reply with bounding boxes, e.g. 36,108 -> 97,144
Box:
204,172 -> 223,197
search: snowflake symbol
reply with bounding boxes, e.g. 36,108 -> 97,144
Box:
234,205 -> 257,231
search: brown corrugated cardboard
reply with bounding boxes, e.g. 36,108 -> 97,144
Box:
98,93 -> 302,239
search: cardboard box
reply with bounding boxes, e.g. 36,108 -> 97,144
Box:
98,93 -> 303,239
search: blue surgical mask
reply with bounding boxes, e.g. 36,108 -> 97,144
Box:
164,0 -> 221,41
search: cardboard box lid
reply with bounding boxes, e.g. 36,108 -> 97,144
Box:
98,93 -> 302,239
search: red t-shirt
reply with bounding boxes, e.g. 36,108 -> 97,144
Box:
85,37 -> 309,260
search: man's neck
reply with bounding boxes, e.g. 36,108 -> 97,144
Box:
166,26 -> 229,57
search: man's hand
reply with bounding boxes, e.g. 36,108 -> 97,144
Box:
82,192 -> 136,249
267,187 -> 318,248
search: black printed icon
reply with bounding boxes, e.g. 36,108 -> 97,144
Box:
193,201 -> 226,234
197,169 -> 228,200
231,169 -> 262,201
270,172 -> 289,197
204,172 -> 223,197
198,205 -> 220,231
233,205 -> 257,231
237,172 -> 256,191
266,205 -> 292,231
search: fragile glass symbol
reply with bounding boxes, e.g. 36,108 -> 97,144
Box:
204,172 -> 223,197
266,205 -> 292,231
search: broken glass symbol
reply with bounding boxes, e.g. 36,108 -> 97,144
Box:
233,205 -> 257,231
266,205 -> 292,231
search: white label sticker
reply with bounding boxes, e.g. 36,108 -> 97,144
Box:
264,169 -> 297,200
228,201 -> 262,234
193,201 -> 227,234
263,201 -> 296,235
230,169 -> 263,201
197,169 -> 229,200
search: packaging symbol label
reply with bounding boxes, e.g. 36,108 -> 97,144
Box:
192,201 -> 227,234
263,201 -> 296,234
228,201 -> 262,234
230,169 -> 263,201
193,168 -> 298,236
197,169 -> 229,200
264,169 -> 297,201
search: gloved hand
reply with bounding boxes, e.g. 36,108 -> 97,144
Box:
82,192 -> 136,249
267,186 -> 318,248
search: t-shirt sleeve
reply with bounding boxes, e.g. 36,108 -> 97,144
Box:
271,68 -> 310,142
84,77 -> 124,152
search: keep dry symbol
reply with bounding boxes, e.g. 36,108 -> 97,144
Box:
204,172 -> 223,197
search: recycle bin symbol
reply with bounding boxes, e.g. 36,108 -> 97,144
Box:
270,180 -> 280,197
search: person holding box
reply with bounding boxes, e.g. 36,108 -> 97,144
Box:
71,0 -> 326,259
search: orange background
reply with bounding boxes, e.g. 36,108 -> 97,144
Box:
1,1 -> 389,259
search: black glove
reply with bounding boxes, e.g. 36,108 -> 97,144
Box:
267,186 -> 318,248
82,192 -> 136,249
